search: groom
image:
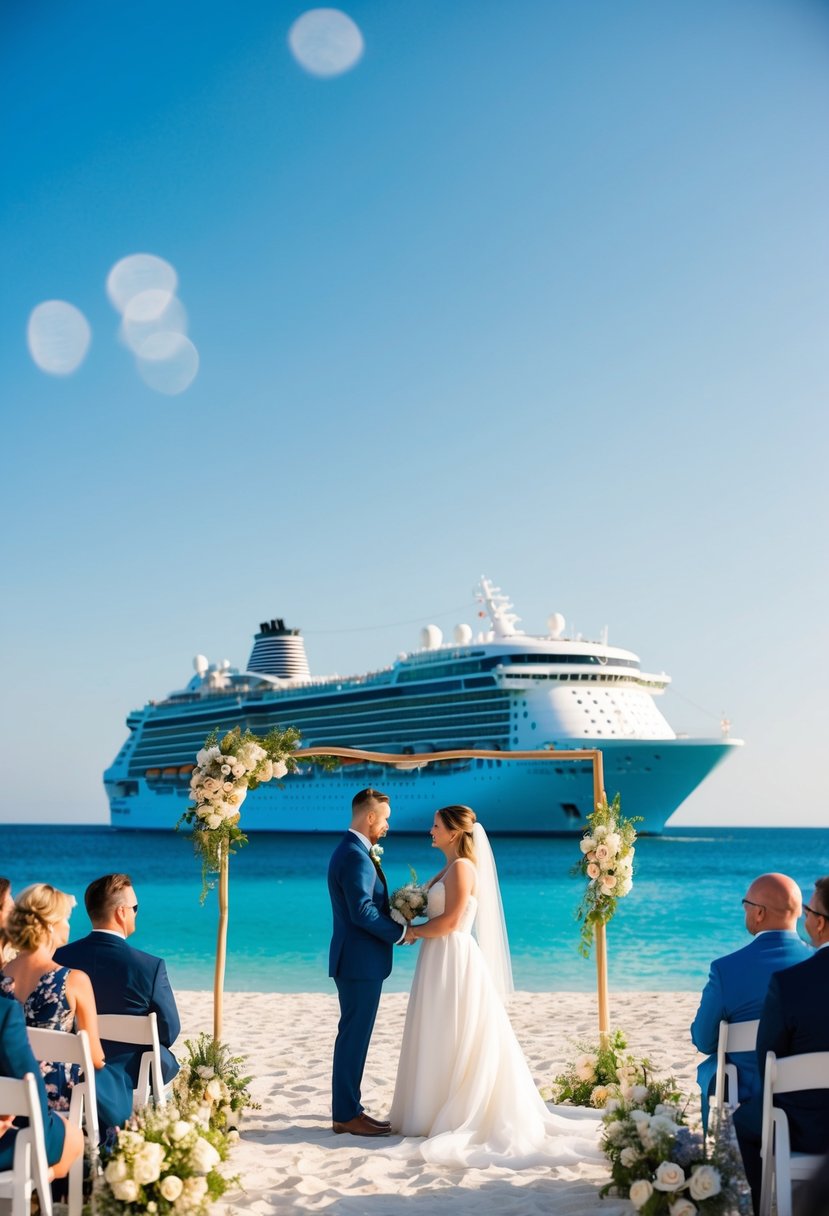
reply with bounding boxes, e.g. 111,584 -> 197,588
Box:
328,787 -> 406,1136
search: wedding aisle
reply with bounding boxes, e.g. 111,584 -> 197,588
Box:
176,989 -> 702,1215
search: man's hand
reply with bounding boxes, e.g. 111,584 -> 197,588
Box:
404,926 -> 417,945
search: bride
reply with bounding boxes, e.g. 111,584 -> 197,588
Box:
388,804 -> 602,1168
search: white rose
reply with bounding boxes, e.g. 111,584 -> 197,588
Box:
605,832 -> 621,854
670,1201 -> 697,1216
104,1158 -> 129,1183
574,1054 -> 596,1082
206,814 -> 222,830
631,1084 -> 649,1104
620,1146 -> 639,1167
206,1078 -> 223,1102
169,1120 -> 193,1141
231,763 -> 246,778
257,759 -> 274,783
160,1175 -> 184,1201
629,1180 -> 653,1209
135,1141 -> 166,1183
112,1179 -> 140,1202
222,781 -> 234,794
273,760 -> 288,780
579,837 -> 596,854
650,1114 -> 680,1136
220,764 -> 232,776
587,863 -> 601,880
688,1165 -> 721,1201
182,1176 -> 209,1201
189,1134 -> 221,1174
654,1161 -> 686,1192
227,785 -> 247,806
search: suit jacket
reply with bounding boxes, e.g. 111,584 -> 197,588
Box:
0,993 -> 65,1169
328,832 -> 402,980
755,946 -> 829,1153
54,932 -> 180,1088
691,930 -> 810,1127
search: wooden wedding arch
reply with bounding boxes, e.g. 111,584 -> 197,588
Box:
211,744 -> 611,1042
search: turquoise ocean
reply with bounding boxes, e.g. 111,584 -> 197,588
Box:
2,826 -> 827,993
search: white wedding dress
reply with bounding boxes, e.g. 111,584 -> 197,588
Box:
388,862 -> 603,1169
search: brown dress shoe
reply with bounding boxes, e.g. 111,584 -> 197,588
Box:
332,1114 -> 392,1136
362,1114 -> 392,1129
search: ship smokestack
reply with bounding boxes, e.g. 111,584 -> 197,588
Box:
247,619 -> 310,679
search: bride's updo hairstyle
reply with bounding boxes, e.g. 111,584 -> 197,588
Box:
5,883 -> 74,953
437,805 -> 477,862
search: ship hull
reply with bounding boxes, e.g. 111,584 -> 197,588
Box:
106,738 -> 740,834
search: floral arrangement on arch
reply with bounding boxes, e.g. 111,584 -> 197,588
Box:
542,1030 -> 676,1110
172,1034 -> 259,1137
601,1087 -> 749,1216
573,793 -> 640,956
178,726 -> 300,898
94,1103 -> 236,1216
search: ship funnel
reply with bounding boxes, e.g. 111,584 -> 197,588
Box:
247,619 -> 311,679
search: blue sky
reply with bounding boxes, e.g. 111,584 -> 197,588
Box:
2,0 -> 827,827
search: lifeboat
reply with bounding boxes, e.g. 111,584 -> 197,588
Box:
145,769 -> 162,781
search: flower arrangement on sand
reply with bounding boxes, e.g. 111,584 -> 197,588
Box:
389,868 -> 429,925
573,793 -> 640,956
178,726 -> 300,898
94,1104 -> 236,1216
600,1088 -> 749,1215
172,1034 -> 259,1136
543,1030 -> 677,1110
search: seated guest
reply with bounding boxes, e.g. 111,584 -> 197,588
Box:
0,994 -> 84,1180
54,873 -> 180,1100
1,883 -> 129,1131
734,876 -> 829,1215
691,872 -> 810,1130
0,876 -> 14,962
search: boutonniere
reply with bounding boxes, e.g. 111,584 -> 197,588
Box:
369,844 -> 384,866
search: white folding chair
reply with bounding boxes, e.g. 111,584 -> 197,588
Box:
759,1050 -> 829,1216
97,1012 -> 167,1108
27,1027 -> 99,1216
711,1018 -> 760,1116
0,1072 -> 54,1216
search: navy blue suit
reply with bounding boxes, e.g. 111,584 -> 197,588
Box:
690,931 -> 810,1131
328,832 -> 402,1123
734,946 -> 829,1211
54,932 -> 180,1127
0,994 -> 66,1170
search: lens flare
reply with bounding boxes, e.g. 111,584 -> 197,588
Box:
120,291 -> 187,355
288,8 -> 364,77
106,253 -> 178,315
27,300 -> 92,375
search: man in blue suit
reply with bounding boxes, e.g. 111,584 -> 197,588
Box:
328,788 -> 406,1136
0,993 -> 83,1179
54,873 -> 180,1128
691,872 -> 810,1131
733,876 -> 829,1214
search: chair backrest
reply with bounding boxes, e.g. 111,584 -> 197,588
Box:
767,1051 -> 829,1096
0,1072 -> 54,1216
97,1012 -> 164,1106
759,1051 -> 829,1216
713,1018 -> 760,1110
26,1026 -> 99,1146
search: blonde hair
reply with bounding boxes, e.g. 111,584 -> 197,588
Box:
436,805 -> 477,862
5,883 -> 74,953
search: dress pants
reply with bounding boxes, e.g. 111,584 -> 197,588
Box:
332,977 -> 383,1123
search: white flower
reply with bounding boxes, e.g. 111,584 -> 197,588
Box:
104,1158 -> 129,1184
160,1175 -> 184,1201
654,1103 -> 681,1120
587,863 -> 601,880
231,763 -> 246,778
620,1146 -> 639,1167
132,1141 -> 166,1185
222,781 -> 235,794
618,877 -> 633,896
189,1134 -> 221,1174
670,1201 -> 697,1216
579,836 -> 596,854
654,1160 -> 686,1192
574,1054 -> 596,1083
206,814 -> 222,829
629,1179 -> 653,1209
220,764 -> 232,776
631,1084 -> 649,1104
604,1097 -> 620,1114
147,1204 -> 157,1214
688,1165 -> 721,1201
182,1175 -> 209,1202
630,1109 -> 651,1125
256,758 -> 274,783
650,1114 -> 680,1136
604,832 -> 622,855
111,1179 -> 140,1202
273,760 -> 288,779
594,825 -> 607,840
206,1078 -> 223,1102
604,1120 -> 627,1143
590,1085 -> 610,1107
169,1119 -> 193,1141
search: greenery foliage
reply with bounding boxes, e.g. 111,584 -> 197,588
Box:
173,1033 -> 260,1134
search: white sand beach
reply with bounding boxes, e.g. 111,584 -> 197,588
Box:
173,989 -> 703,1215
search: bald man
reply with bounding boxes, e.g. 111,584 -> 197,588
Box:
691,872 -> 810,1131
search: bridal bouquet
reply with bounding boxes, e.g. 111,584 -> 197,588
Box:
94,1103 -> 235,1216
173,1033 -> 259,1136
601,1093 -> 748,1215
573,792 -> 640,956
389,868 -> 429,925
179,726 -> 300,899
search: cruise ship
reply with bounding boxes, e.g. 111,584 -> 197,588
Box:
104,580 -> 741,833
